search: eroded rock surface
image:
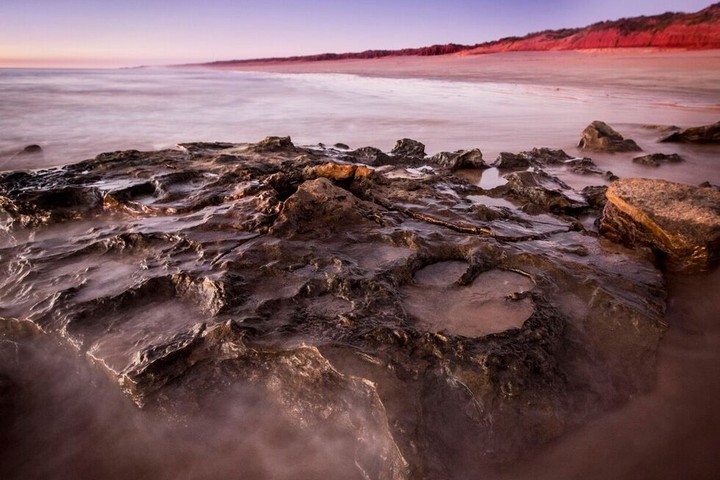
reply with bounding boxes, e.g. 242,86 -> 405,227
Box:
431,148 -> 487,171
632,153 -> 684,167
660,121 -> 720,144
578,121 -> 642,153
600,178 -> 720,271
0,137 -> 669,479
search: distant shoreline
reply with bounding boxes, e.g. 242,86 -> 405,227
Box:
183,3 -> 720,69
185,50 -> 720,102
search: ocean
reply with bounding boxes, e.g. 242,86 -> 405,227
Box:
1,64 -> 718,185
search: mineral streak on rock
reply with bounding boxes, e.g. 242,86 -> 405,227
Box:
600,178 -> 720,272
578,121 -> 642,153
0,137 -> 669,479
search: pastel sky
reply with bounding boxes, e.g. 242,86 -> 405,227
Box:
0,0 -> 714,67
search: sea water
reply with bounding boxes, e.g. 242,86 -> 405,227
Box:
1,65 -> 718,184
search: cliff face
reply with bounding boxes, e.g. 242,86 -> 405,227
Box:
201,3 -> 720,67
461,3 -> 720,55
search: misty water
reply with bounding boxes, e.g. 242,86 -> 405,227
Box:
1,57 -> 720,479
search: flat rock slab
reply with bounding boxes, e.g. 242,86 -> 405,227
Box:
600,178 -> 720,271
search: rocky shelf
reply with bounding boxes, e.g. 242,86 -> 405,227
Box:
2,134 -> 715,479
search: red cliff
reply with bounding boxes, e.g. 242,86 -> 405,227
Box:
199,3 -> 720,67
460,3 -> 720,55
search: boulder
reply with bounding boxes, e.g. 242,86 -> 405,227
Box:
632,153 -> 684,167
600,178 -> 720,271
578,121 -> 642,153
348,146 -> 392,166
660,121 -> 720,144
391,138 -> 426,158
251,136 -> 296,152
430,148 -> 487,171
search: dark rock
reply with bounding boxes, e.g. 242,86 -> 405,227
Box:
493,152 -> 531,169
17,144 -> 43,155
504,170 -> 588,213
391,138 -> 426,158
251,136 -> 296,152
600,178 -> 720,272
700,181 -> 720,192
491,149 -> 613,180
493,148 -> 572,169
0,137 -> 670,478
269,177 -> 383,238
581,185 -> 609,209
632,153 -> 684,167
430,148 -> 487,171
660,121 -> 720,144
578,121 -> 642,152
348,146 -> 393,166
334,143 -> 350,150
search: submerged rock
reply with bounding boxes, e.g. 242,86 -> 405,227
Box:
660,121 -> 720,144
17,144 -> 43,156
0,138 -> 669,479
632,153 -> 684,167
578,121 -> 642,153
600,178 -> 720,271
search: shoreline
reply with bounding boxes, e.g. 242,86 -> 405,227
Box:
192,49 -> 720,84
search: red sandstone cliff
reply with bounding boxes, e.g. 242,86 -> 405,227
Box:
460,2 -> 720,55
199,3 -> 720,66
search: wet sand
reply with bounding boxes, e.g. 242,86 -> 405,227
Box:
212,50 -> 720,105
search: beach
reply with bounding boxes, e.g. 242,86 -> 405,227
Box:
1,49 -> 720,479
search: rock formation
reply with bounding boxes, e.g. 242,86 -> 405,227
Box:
430,149 -> 487,171
660,121 -> 720,144
0,137 -> 672,478
578,121 -> 642,153
632,153 -> 684,167
600,178 -> 720,272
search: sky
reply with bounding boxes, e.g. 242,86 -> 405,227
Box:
0,0 -> 715,68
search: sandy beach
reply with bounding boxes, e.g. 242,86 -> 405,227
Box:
208,49 -> 720,102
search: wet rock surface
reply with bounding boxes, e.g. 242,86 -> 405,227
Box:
660,121 -> 720,144
0,137 -> 670,479
578,121 -> 642,153
600,178 -> 720,272
632,153 -> 684,167
430,148 -> 487,171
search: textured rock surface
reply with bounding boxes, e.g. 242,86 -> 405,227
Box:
578,121 -> 642,153
632,153 -> 684,167
391,138 -> 426,158
660,121 -> 720,144
0,137 -> 669,479
431,149 -> 487,171
600,178 -> 720,271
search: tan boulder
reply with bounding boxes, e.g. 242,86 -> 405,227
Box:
600,178 -> 720,271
